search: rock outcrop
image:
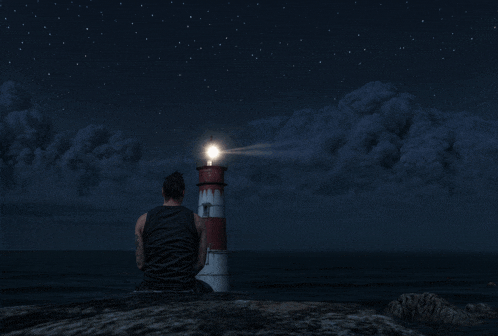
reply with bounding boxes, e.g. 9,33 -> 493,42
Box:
386,292 -> 498,326
2,292 -> 497,335
1,292 -> 423,336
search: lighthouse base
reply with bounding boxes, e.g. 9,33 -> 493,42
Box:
195,250 -> 229,292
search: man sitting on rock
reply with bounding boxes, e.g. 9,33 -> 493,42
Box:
134,171 -> 213,293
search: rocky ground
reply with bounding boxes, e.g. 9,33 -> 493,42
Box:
1,292 -> 497,335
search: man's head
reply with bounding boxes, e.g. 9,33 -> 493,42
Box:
162,171 -> 185,202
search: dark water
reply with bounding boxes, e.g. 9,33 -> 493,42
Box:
2,250 -> 498,307
2,251 -> 498,333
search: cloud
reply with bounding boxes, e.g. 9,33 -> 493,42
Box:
2,80 -> 497,251
0,81 -> 33,113
0,81 -> 193,249
232,81 -> 498,205
0,82 -> 148,208
219,82 -> 498,251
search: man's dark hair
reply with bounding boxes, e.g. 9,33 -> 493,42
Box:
163,171 -> 185,201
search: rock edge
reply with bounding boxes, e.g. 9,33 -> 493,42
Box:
2,292 -> 423,336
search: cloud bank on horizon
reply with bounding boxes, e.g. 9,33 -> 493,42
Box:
1,80 -> 497,251
233,81 -> 498,202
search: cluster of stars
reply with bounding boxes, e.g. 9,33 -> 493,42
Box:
1,1 -> 497,103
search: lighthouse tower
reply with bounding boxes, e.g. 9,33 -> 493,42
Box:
195,144 -> 229,292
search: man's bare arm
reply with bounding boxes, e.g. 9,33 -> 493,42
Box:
135,213 -> 147,271
193,213 -> 207,275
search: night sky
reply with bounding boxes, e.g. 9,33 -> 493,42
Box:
1,0 -> 497,251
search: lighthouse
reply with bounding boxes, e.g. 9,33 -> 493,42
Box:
195,141 -> 229,292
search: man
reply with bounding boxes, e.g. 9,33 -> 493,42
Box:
134,171 -> 213,293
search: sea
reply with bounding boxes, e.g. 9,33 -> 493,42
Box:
2,251 -> 498,334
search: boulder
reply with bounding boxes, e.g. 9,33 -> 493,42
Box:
386,292 -> 497,326
465,302 -> 498,319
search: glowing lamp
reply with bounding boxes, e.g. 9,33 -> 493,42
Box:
206,145 -> 220,166
207,145 -> 220,159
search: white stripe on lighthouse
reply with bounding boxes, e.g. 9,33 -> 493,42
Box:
198,189 -> 224,218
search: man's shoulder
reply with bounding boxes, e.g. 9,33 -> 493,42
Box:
136,206 -> 162,230
179,205 -> 194,213
176,206 -> 196,220
135,213 -> 147,234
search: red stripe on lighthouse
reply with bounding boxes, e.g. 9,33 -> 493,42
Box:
205,217 -> 227,250
197,166 -> 227,185
197,164 -> 228,251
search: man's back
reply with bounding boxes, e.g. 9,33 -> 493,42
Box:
141,205 -> 199,291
